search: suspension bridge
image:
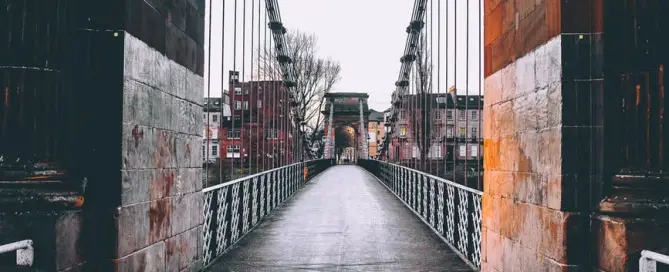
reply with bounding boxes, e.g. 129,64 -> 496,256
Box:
1,0 -> 668,271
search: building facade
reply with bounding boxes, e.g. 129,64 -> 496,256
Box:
203,96 -> 231,163
387,90 -> 483,163
218,71 -> 294,170
367,110 -> 385,159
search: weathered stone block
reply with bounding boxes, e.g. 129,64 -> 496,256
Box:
515,50 -> 536,96
497,101 -> 515,137
547,82 -> 563,127
122,124 -> 154,170
170,192 -> 203,236
486,228 -> 503,269
483,104 -> 499,140
501,62 -> 517,102
514,172 -> 547,206
151,169 -> 179,200
535,87 -> 549,130
147,87 -> 175,131
539,126 -> 562,176
535,35 -> 562,89
513,93 -> 537,132
124,34 -> 159,88
121,169 -> 151,205
545,174 -> 563,210
498,197 -> 520,241
166,226 -> 199,271
55,211 -> 84,271
117,202 -> 150,257
172,168 -> 202,196
169,61 -> 187,100
184,70 -> 204,105
485,71 -> 503,105
499,135 -> 519,172
154,53 -> 172,95
123,79 -> 151,126
115,241 -> 166,272
149,198 -> 173,244
153,129 -> 177,169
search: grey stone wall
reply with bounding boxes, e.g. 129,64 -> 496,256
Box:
115,33 -> 203,271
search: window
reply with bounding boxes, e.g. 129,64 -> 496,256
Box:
447,110 -> 453,120
235,101 -> 241,110
226,145 -> 241,154
458,109 -> 466,120
227,129 -> 241,139
244,88 -> 249,95
471,110 -> 478,120
266,129 -> 278,139
400,126 -> 407,137
447,127 -> 454,138
211,145 -> 218,156
212,114 -> 218,122
471,127 -> 477,138
399,110 -> 405,119
234,87 -> 242,95
459,145 -> 466,156
243,101 -> 249,110
459,127 -> 467,138
470,145 -> 478,157
434,110 -> 441,120
257,100 -> 262,108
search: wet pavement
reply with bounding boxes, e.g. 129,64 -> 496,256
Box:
208,165 -> 473,272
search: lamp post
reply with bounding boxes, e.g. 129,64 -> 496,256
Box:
300,120 -> 306,162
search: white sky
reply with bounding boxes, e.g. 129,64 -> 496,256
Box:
204,1 -> 483,112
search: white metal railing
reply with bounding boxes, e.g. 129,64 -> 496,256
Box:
358,159 -> 483,270
201,159 -> 333,268
0,240 -> 34,267
640,250 -> 669,272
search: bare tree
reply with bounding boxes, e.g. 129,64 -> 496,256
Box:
257,30 -> 342,159
411,37 -> 432,170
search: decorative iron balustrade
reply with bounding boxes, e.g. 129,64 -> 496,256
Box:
640,250 -> 669,272
358,159 -> 483,270
201,159 -> 333,267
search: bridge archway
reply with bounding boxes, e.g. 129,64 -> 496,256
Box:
321,93 -> 371,162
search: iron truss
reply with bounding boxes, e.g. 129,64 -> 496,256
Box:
264,0 -> 304,142
379,0 -> 427,158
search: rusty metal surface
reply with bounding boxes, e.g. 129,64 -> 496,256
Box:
208,166 -> 472,271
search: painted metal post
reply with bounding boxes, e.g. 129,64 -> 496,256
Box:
359,99 -> 368,159
324,100 -> 335,159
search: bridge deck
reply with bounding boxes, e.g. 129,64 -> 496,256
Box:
208,165 -> 473,271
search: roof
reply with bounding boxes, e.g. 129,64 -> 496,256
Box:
203,97 -> 231,116
395,94 -> 483,110
324,92 -> 369,98
368,110 -> 384,122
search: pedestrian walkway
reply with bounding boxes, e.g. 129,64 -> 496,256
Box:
207,165 -> 473,271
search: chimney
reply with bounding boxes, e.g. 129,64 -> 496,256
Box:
448,85 -> 457,106
229,71 -> 240,85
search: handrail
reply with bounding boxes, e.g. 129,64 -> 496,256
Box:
0,239 -> 34,267
640,250 -> 669,272
374,160 -> 483,195
203,160 -> 310,193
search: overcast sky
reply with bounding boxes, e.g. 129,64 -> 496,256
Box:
204,1 -> 483,112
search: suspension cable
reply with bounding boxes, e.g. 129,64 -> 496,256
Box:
205,0 -> 213,185
230,0 -> 237,178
